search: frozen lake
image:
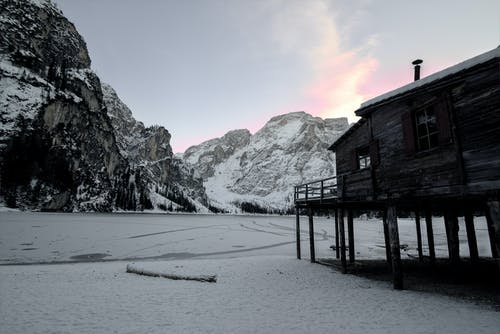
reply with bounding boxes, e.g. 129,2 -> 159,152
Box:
0,211 -> 493,265
0,212 -> 301,265
1,212 -> 498,334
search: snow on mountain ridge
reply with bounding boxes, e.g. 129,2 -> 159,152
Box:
184,128 -> 251,180
184,112 -> 350,212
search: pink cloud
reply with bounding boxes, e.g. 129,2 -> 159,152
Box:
303,50 -> 379,122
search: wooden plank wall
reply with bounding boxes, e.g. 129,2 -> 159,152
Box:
335,121 -> 370,176
335,121 -> 373,200
452,59 -> 500,188
370,95 -> 460,197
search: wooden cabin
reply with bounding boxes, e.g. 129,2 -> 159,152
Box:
294,47 -> 500,289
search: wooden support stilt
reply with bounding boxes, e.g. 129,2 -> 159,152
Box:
443,213 -> 452,256
425,209 -> 435,264
464,210 -> 479,263
415,211 -> 423,262
387,204 -> 403,290
308,208 -> 315,263
338,208 -> 347,273
485,200 -> 500,259
335,209 -> 340,259
347,210 -> 355,263
444,212 -> 460,265
382,210 -> 392,268
295,208 -> 301,260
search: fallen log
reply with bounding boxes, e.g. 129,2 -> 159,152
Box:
126,264 -> 217,283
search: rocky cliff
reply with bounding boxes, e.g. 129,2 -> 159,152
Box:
183,112 -> 350,213
0,0 -> 207,212
102,83 -> 208,211
183,129 -> 251,180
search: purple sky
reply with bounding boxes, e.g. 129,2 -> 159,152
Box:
55,0 -> 500,153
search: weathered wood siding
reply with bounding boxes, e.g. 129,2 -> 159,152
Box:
335,121 -> 373,199
334,56 -> 500,200
370,94 -> 460,197
341,169 -> 373,199
335,120 -> 369,175
451,58 -> 500,190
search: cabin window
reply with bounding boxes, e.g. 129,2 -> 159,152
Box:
357,146 -> 371,169
414,105 -> 439,151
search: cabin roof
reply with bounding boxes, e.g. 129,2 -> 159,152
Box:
356,46 -> 500,116
329,46 -> 500,151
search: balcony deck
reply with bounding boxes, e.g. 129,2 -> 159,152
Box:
294,176 -> 339,206
292,174 -> 500,290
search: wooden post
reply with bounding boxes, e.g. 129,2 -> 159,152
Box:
485,200 -> 500,259
382,210 -> 392,268
443,213 -> 452,256
338,208 -> 347,273
347,210 -> 355,263
308,208 -> 315,263
425,209 -> 436,264
464,210 -> 479,263
415,211 -> 423,262
444,212 -> 460,265
295,208 -> 301,260
334,208 -> 340,259
387,204 -> 403,290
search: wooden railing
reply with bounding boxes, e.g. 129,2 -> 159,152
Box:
294,176 -> 339,202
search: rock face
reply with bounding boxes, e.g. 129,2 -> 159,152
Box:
0,0 -> 207,212
184,129 -> 251,179
102,83 -> 208,210
183,112 -> 350,212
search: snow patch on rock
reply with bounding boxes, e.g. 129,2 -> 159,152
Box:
184,111 -> 349,212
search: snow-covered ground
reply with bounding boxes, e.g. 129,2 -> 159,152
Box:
0,212 -> 498,333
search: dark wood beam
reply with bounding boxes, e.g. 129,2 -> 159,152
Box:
347,210 -> 355,263
382,210 -> 392,268
335,209 -> 340,259
387,204 -> 403,290
415,211 -> 423,261
338,209 -> 347,273
308,208 -> 315,263
444,212 -> 460,265
425,209 -> 436,264
485,200 -> 500,259
464,210 -> 478,263
295,208 -> 301,260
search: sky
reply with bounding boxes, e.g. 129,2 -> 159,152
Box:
54,0 -> 500,153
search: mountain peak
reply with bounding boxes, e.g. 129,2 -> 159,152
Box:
1,0 -> 91,70
183,111 -> 350,212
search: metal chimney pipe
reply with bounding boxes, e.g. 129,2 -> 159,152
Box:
412,59 -> 423,81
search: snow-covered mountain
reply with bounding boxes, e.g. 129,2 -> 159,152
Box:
0,0 -> 349,213
0,0 -> 207,212
183,112 -> 349,213
184,129 -> 252,180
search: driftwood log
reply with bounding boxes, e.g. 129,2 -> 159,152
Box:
126,264 -> 217,283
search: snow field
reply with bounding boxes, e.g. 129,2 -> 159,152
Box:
1,256 -> 499,334
0,212 -> 499,333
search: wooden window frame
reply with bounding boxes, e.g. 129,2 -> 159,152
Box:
356,146 -> 371,170
414,105 -> 439,152
402,96 -> 452,156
